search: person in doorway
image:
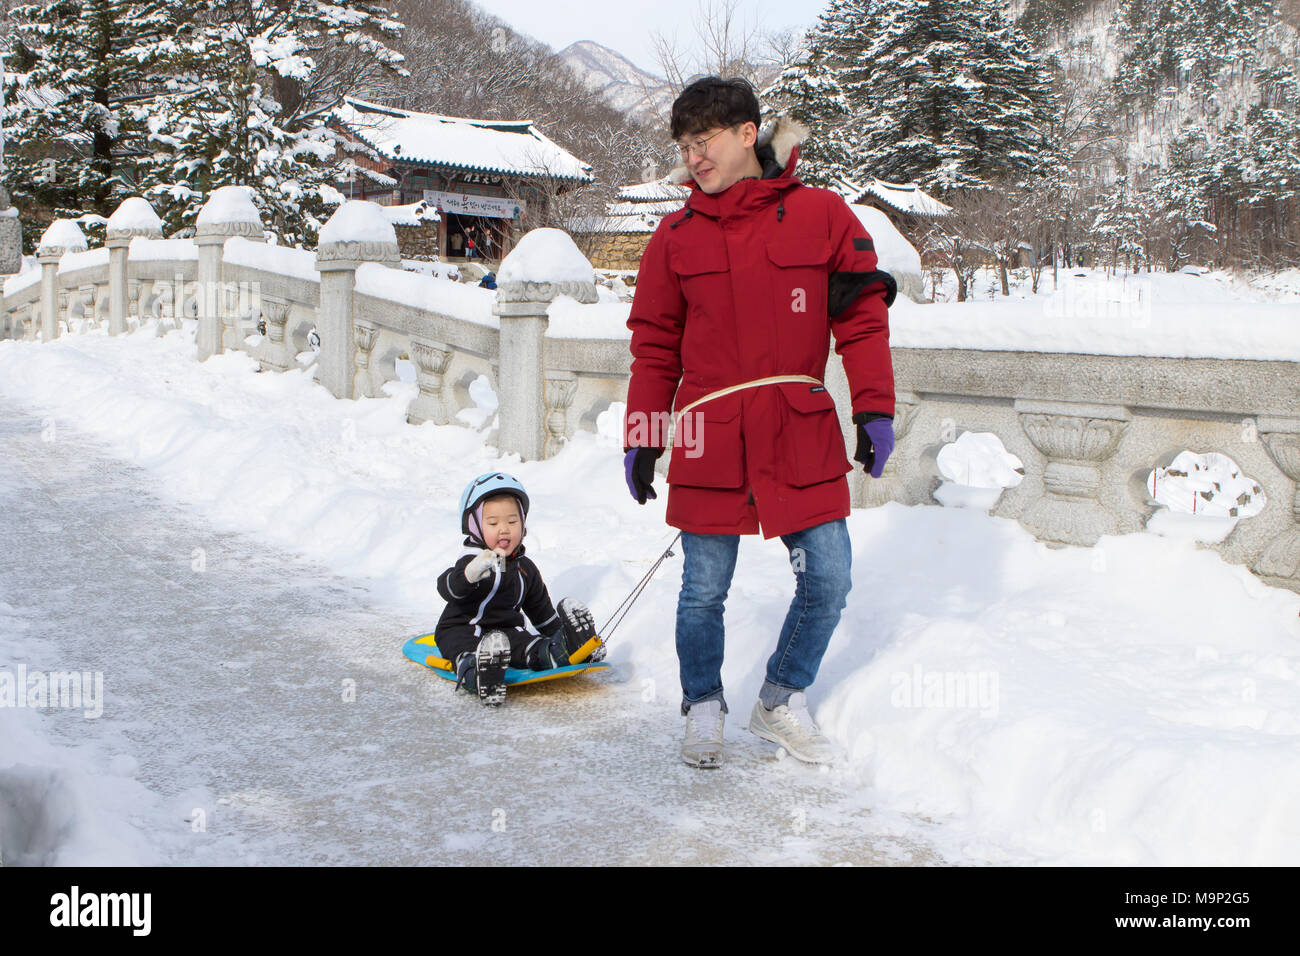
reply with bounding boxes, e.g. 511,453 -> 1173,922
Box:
621,76 -> 897,768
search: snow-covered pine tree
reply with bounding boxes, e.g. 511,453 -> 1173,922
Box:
850,0 -> 1059,196
1088,171 -> 1147,273
763,46 -> 854,186
131,0 -> 406,245
1112,0 -> 1273,109
4,0 -> 178,239
1149,127 -> 1217,270
763,0 -> 887,187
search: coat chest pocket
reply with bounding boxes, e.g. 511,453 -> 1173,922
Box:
766,239 -> 832,321
671,246 -> 729,286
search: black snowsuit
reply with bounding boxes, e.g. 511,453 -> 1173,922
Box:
434,542 -> 563,667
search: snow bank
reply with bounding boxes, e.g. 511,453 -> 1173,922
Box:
497,228 -> 593,285
38,220 -> 88,251
3,320 -> 1300,865
196,186 -> 262,227
318,200 -> 398,246
106,198 -> 163,235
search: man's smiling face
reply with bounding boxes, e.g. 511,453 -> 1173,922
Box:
681,122 -> 761,195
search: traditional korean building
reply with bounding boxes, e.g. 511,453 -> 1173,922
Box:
573,176 -> 690,272
833,177 -> 951,237
329,97 -> 594,261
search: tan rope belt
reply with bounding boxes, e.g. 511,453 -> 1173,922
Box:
673,374 -> 823,423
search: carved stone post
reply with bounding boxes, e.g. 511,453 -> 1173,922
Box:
36,220 -> 87,342
1015,399 -> 1130,547
493,229 -> 597,462
1254,416 -> 1300,592
105,198 -> 163,335
314,201 -> 401,400
544,370 -> 578,458
195,186 -> 264,361
408,337 -> 454,425
0,187 -> 22,276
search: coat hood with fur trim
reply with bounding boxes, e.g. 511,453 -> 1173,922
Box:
667,115 -> 811,186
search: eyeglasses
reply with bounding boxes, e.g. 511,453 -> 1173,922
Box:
673,126 -> 733,160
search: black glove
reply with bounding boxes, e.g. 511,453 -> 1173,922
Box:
624,447 -> 664,504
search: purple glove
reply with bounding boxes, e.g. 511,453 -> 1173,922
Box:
852,414 -> 894,478
624,447 -> 664,504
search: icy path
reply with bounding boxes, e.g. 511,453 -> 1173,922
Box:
0,397 -> 943,866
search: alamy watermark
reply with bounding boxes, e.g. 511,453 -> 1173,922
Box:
0,665 -> 104,718
624,410 -> 705,458
889,662 -> 999,718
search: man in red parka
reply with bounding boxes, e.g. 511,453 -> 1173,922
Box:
622,77 -> 897,768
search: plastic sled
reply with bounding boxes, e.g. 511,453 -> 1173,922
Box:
401,632 -> 610,686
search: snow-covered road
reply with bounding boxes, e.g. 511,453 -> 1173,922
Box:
0,396 -> 942,865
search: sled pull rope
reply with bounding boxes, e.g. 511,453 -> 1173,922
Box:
600,532 -> 682,643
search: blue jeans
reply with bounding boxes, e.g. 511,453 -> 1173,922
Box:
675,518 -> 852,715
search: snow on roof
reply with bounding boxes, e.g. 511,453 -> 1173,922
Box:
197,186 -> 262,227
38,219 -> 89,251
497,228 -> 593,284
570,214 -> 661,234
837,177 -> 951,217
319,200 -> 399,246
616,178 -> 691,203
606,199 -> 686,218
383,199 -> 441,227
333,98 -> 594,184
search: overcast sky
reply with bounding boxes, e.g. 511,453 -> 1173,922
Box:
473,0 -> 828,77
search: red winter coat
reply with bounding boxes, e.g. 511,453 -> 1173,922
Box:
622,117 -> 896,539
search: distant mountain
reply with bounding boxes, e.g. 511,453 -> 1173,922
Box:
558,40 -> 674,126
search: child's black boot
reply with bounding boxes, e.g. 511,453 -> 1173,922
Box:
472,630 -> 510,705
556,598 -> 603,664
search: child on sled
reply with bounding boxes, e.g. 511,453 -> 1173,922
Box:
435,472 -> 600,705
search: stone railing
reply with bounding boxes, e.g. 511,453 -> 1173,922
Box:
4,196 -> 1298,593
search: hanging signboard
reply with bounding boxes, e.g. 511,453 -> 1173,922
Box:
423,189 -> 525,221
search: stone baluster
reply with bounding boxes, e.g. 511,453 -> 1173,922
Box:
353,320 -> 378,397
543,371 -> 579,458
35,219 -> 88,342
105,198 -> 163,335
195,186 -> 265,361
1015,398 -> 1131,547
313,201 -> 401,400
1254,416 -> 1300,591
408,338 -> 454,425
256,298 -> 292,372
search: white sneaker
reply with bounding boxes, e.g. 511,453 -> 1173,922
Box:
681,699 -> 725,769
748,691 -> 834,764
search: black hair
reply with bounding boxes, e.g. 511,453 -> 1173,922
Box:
670,76 -> 761,141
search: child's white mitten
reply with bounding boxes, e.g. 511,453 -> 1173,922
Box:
465,549 -> 501,583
